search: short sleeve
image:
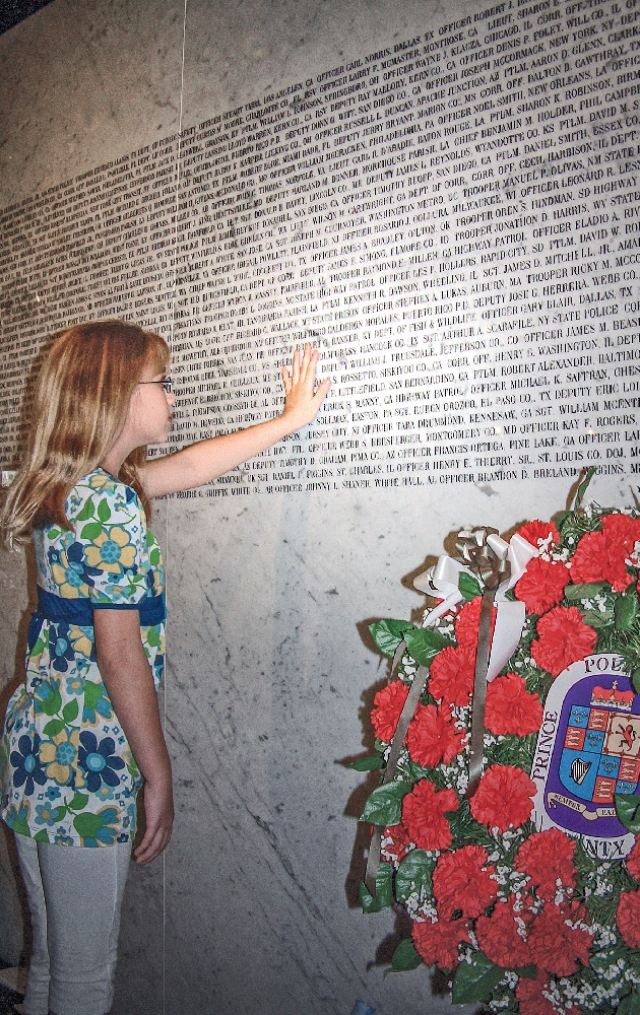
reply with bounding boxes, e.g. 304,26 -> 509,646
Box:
69,473 -> 150,608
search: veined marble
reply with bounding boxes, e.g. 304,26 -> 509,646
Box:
0,0 -> 636,1012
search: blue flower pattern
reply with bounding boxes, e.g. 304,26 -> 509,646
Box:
0,470 -> 165,847
10,735 -> 47,796
78,733 -> 126,793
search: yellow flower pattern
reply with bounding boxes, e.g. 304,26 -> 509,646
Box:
84,526 -> 137,574
39,728 -> 82,786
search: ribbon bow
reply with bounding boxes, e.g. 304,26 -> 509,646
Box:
414,529 -> 537,685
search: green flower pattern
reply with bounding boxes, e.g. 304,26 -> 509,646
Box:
1,469 -> 165,846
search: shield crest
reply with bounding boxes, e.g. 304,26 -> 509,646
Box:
530,653 -> 639,860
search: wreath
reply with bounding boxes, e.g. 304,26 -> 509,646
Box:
352,471 -> 640,1013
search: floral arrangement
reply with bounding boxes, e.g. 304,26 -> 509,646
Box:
353,474 -> 640,1013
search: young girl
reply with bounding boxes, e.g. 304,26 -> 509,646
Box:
0,320 -> 331,1015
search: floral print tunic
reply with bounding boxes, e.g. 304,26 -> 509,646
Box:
0,469 -> 165,847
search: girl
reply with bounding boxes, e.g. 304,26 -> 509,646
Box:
0,320 -> 331,1015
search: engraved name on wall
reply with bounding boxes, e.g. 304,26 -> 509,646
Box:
1,0 -> 639,496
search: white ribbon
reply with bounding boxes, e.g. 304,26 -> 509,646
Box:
413,532 -> 538,681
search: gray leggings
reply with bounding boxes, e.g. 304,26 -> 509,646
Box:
15,835 -> 131,1015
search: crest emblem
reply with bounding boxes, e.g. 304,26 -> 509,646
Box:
531,654 -> 639,859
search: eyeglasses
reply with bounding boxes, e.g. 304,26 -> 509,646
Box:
138,378 -> 173,393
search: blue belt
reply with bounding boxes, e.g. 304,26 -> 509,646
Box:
28,587 -> 166,650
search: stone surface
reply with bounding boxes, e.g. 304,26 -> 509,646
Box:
0,1 -> 637,1013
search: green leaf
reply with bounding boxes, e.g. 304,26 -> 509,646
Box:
43,718 -> 65,737
42,687 -> 62,716
574,466 -> 596,510
369,619 -> 415,658
564,582 -> 607,600
31,637 -> 46,657
146,626 -> 160,648
359,862 -> 393,913
452,951 -> 504,1005
582,609 -> 614,629
84,681 -> 104,711
73,812 -> 104,839
404,627 -> 452,667
76,496 -> 95,521
97,498 -> 112,523
634,668 -> 640,695
62,699 -> 79,724
384,939 -> 423,977
619,991 -> 640,1015
347,755 -> 384,771
361,782 -> 412,826
514,964 -> 537,979
616,793 -> 640,833
395,849 -> 435,903
46,528 -> 62,540
459,572 -> 482,601
34,830 -> 50,843
80,521 -> 104,540
616,593 -> 639,632
68,792 -> 89,812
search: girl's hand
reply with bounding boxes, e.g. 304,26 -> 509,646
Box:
280,343 -> 332,432
134,777 -> 174,865
141,343 -> 332,497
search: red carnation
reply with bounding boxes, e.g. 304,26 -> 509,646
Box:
371,680 -> 409,743
515,829 -> 577,900
516,969 -> 560,1015
412,917 -> 471,970
470,764 -> 536,833
428,645 -> 475,707
432,845 -> 498,919
531,606 -> 597,678
515,557 -> 569,615
528,900 -> 592,977
570,530 -> 628,593
626,839 -> 640,881
407,702 -> 465,769
475,895 -> 532,968
603,512 -> 640,560
617,889 -> 640,949
381,822 -> 413,865
485,673 -> 543,737
455,595 -> 497,648
571,514 -> 640,593
402,780 -> 459,851
516,520 -> 560,549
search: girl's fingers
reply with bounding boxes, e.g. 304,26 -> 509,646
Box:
291,348 -> 301,384
281,365 -> 291,391
298,344 -> 319,387
312,377 -> 332,406
135,825 -> 171,864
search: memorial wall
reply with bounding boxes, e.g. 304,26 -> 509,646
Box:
0,0 -> 638,1013
3,0 -> 640,492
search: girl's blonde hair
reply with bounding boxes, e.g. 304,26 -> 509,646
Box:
2,320 -> 169,545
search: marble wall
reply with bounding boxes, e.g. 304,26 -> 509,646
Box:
1,1 -> 637,1013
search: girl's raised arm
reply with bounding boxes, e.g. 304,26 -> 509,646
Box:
141,343 -> 331,499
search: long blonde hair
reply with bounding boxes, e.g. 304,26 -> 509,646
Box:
1,320 -> 169,545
